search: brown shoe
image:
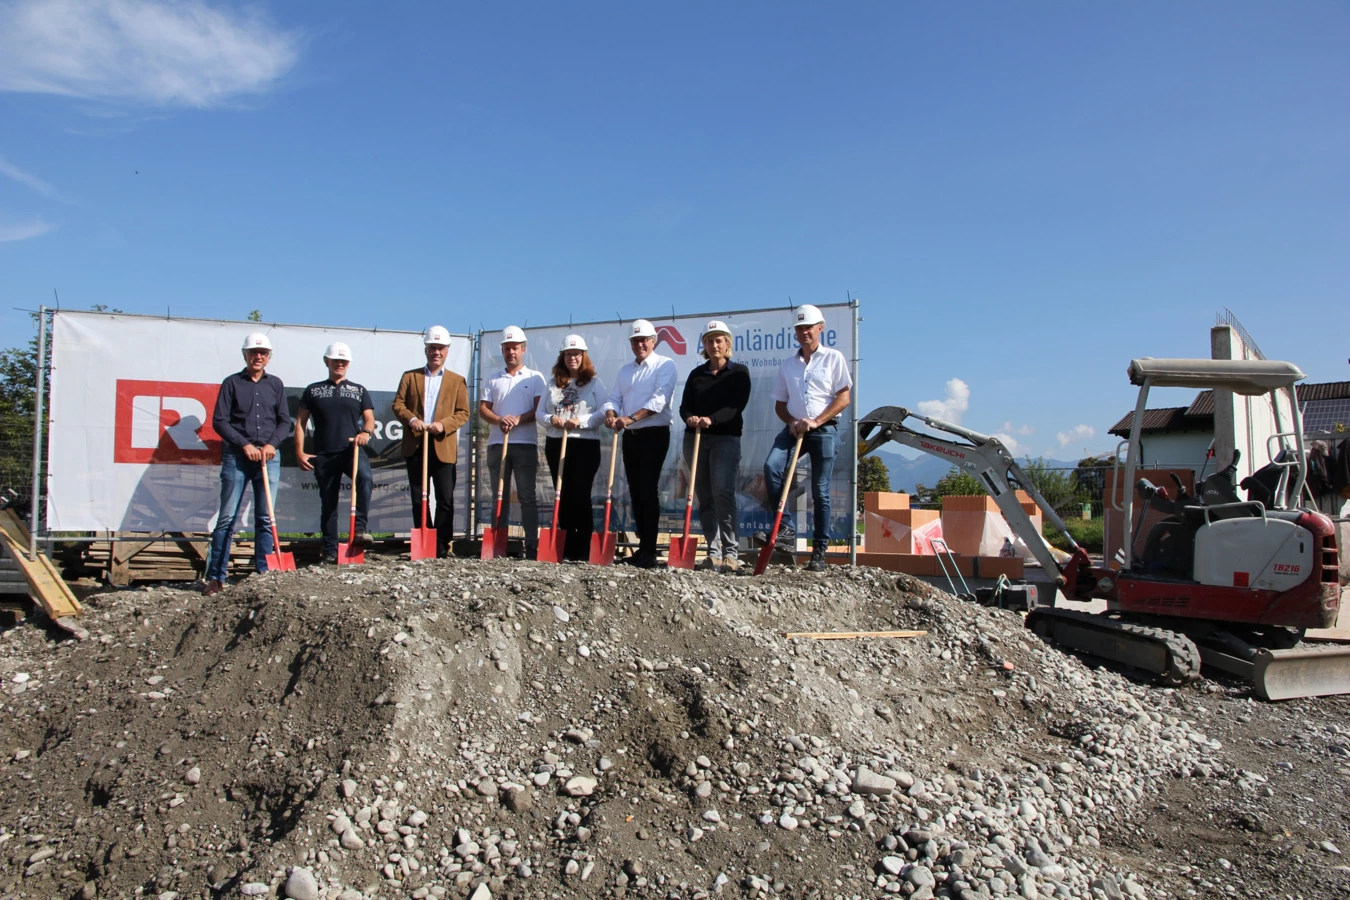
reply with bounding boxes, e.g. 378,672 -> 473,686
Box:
202,579 -> 224,596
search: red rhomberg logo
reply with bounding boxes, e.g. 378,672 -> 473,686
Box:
654,325 -> 687,355
114,380 -> 222,464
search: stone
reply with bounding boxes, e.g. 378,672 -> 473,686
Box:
475,777 -> 498,797
852,767 -> 897,796
185,766 -> 201,785
564,775 -> 598,797
879,856 -> 905,876
284,867 -> 320,900
469,884 -> 492,900
906,865 -> 935,887
240,883 -> 270,896
778,813 -> 799,830
331,815 -> 353,835
337,892 -> 363,900
503,787 -> 533,813
552,605 -> 571,623
406,810 -> 428,828
341,779 -> 358,798
340,828 -> 363,850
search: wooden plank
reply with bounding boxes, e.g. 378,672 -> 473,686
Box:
0,510 -> 82,619
783,630 -> 927,640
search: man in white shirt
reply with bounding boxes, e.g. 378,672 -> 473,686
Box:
602,319 -> 677,569
479,326 -> 547,559
764,304 -> 853,571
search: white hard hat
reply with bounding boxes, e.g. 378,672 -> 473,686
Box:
323,342 -> 352,362
242,332 -> 272,352
629,319 -> 657,340
501,325 -> 527,345
560,334 -> 588,352
793,304 -> 825,327
423,325 -> 451,346
702,319 -> 732,339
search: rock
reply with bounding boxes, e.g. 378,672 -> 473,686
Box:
475,777 -> 498,797
1003,855 -> 1029,877
847,800 -> 866,819
341,778 -> 358,798
185,766 -> 201,785
406,810 -> 428,828
503,787 -> 533,813
1321,841 -> 1342,855
552,605 -> 571,623
330,815 -> 353,835
1091,877 -> 1125,900
339,828 -> 363,850
337,892 -> 363,900
879,856 -> 905,876
469,884 -> 492,900
564,775 -> 597,797
852,767 -> 897,796
283,867 -> 320,900
240,885 -> 270,897
906,865 -> 935,887
778,813 -> 798,830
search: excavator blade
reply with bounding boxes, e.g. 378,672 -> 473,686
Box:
1250,645 -> 1350,701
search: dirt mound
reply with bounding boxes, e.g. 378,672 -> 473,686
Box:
0,558 -> 1337,899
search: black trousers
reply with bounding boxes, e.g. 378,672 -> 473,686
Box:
544,436 -> 602,561
313,447 -> 372,557
621,426 -> 670,558
405,456 -> 457,556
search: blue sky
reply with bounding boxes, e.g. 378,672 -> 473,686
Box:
2,1 -> 1347,459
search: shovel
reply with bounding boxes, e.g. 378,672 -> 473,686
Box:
667,427 -> 702,569
753,432 -> 804,576
588,431 -> 620,566
537,429 -> 569,563
258,458 -> 296,572
409,431 -> 437,560
338,441 -> 365,565
480,428 -> 511,560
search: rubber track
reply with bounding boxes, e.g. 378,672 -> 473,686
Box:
1025,608 -> 1203,686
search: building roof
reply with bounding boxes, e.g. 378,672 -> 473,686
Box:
1107,381 -> 1350,438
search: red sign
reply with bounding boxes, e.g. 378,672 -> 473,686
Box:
654,325 -> 687,355
114,380 -> 222,465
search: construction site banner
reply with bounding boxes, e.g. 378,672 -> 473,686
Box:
46,312 -> 473,535
473,303 -> 856,543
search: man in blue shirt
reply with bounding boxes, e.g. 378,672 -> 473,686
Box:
204,333 -> 292,594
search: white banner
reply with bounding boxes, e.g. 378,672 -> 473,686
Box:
473,304 -> 856,541
46,312 -> 473,534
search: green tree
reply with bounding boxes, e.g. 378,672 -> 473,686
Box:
856,454 -> 893,511
914,466 -> 983,506
1018,457 -> 1078,515
247,310 -> 263,323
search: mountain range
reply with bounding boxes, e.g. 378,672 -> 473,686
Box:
869,446 -> 1082,494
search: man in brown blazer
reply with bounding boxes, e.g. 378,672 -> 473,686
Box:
392,325 -> 471,557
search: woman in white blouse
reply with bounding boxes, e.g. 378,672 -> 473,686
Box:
542,334 -> 608,561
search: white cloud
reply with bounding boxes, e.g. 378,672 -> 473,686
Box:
916,378 -> 970,424
0,0 -> 301,108
0,154 -> 56,196
991,432 -> 1024,455
0,214 -> 56,241
999,420 -> 1035,436
1057,424 -> 1096,447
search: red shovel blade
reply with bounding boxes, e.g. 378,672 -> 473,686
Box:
339,514 -> 365,565
264,549 -> 296,572
537,528 -> 565,564
588,531 -> 616,566
668,535 -> 697,570
410,527 -> 436,560
479,525 -> 510,560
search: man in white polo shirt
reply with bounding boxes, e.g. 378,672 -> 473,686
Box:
763,304 -> 852,571
602,319 -> 677,569
479,325 -> 547,559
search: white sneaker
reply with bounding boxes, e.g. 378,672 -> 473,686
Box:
697,556 -> 721,571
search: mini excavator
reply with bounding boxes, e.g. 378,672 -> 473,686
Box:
857,357 -> 1350,701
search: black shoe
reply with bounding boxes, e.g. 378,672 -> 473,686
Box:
774,529 -> 797,553
525,545 -> 538,561
320,554 -> 338,566
353,532 -> 374,548
807,541 -> 828,572
632,551 -> 658,569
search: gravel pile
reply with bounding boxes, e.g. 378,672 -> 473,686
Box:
0,557 -> 1302,900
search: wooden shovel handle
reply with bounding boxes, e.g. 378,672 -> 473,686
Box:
773,433 -> 805,513
685,428 -> 702,504
603,430 -> 619,492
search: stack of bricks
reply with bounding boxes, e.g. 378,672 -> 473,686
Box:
862,492 -> 939,554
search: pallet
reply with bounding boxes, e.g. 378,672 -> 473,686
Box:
0,510 -> 84,633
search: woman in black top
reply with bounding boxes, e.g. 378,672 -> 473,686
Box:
678,320 -> 752,573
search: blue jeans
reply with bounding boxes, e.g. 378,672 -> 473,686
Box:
684,432 -> 741,561
763,423 -> 837,543
207,445 -> 280,580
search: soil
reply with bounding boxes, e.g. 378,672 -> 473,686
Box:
0,556 -> 1346,900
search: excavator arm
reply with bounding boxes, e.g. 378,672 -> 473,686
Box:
858,406 -> 1093,594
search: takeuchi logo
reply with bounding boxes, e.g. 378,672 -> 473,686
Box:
654,325 -> 687,355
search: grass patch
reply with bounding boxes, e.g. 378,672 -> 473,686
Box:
1045,517 -> 1103,553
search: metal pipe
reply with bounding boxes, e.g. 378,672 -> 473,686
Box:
849,297 -> 859,567
467,330 -> 482,538
1121,378 -> 1150,571
28,306 -> 46,560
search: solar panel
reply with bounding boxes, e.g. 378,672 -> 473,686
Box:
1302,398 -> 1350,435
